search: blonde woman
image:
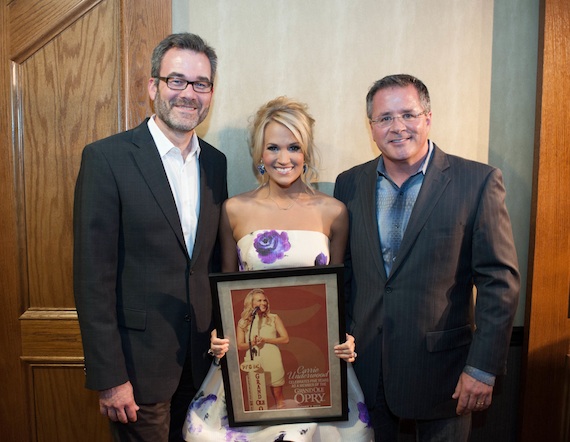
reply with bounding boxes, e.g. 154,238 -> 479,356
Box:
236,288 -> 288,408
184,97 -> 372,441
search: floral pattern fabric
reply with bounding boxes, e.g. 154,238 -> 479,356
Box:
253,230 -> 292,264
183,230 -> 373,441
238,230 -> 330,271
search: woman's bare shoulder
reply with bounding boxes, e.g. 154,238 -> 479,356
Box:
311,190 -> 347,212
224,190 -> 260,212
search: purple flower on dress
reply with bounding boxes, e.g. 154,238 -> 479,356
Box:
314,252 -> 328,266
187,392 -> 218,434
189,393 -> 217,411
253,230 -> 291,264
357,401 -> 371,427
224,430 -> 250,441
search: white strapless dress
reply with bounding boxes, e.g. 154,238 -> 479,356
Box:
183,230 -> 373,441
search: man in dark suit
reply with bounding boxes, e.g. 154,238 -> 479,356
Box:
334,74 -> 519,441
73,33 -> 227,442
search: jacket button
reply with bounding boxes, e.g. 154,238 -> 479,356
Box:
385,287 -> 392,294
184,314 -> 191,322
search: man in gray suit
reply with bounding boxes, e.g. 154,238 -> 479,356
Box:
74,33 -> 227,441
334,74 -> 519,441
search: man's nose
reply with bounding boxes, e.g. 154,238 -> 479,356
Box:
179,84 -> 199,99
389,116 -> 407,130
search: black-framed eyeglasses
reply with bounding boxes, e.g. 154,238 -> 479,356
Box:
156,76 -> 213,93
370,110 -> 428,128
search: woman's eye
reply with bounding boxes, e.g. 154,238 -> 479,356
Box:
289,145 -> 301,152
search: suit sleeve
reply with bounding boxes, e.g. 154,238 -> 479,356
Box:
73,145 -> 129,391
467,168 -> 520,375
334,173 -> 355,334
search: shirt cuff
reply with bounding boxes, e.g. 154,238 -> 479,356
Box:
464,365 -> 496,386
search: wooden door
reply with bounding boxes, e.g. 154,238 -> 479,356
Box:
0,1 -> 170,440
520,0 -> 570,441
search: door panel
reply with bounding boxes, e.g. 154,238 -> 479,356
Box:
9,0 -> 102,63
31,365 -> 109,442
20,0 -> 118,309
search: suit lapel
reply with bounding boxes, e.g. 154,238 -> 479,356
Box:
389,145 -> 450,278
359,158 -> 387,279
130,122 -> 188,256
190,140 -> 216,262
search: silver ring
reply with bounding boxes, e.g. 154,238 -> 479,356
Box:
208,348 -> 215,357
353,352 -> 357,358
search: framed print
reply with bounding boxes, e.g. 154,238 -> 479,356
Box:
210,265 -> 348,427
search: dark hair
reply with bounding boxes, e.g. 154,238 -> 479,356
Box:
366,74 -> 430,119
150,33 -> 218,82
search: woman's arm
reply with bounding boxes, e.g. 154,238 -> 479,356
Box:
328,200 -> 349,265
219,199 -> 239,272
257,315 -> 289,345
236,322 -> 252,351
326,199 -> 357,362
211,199 -> 239,358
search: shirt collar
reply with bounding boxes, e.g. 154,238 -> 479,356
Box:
377,140 -> 434,176
147,115 -> 201,159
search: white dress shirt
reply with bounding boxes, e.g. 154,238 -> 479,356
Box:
148,116 -> 201,257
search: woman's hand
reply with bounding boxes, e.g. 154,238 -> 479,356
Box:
254,335 -> 265,347
334,333 -> 357,363
208,329 -> 230,359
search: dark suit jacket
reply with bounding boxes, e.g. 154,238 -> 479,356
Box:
334,144 -> 519,419
73,120 -> 227,403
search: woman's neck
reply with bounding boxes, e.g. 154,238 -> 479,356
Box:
265,179 -> 306,196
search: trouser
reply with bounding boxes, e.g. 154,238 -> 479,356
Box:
110,341 -> 198,442
369,389 -> 472,442
368,342 -> 471,441
110,402 -> 170,442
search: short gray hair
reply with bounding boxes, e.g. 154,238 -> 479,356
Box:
366,74 -> 431,119
150,33 -> 218,83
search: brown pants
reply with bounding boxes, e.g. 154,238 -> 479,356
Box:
109,402 -> 170,442
109,355 -> 197,442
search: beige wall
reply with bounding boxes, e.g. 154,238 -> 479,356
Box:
173,0 -> 538,325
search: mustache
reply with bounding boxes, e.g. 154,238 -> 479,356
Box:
171,98 -> 201,108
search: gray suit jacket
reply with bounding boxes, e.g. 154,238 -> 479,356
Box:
73,120 -> 227,403
334,144 -> 519,419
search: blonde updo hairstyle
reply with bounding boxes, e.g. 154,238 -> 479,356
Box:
250,96 -> 318,188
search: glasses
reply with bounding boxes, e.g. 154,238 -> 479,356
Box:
156,76 -> 213,93
370,110 -> 427,128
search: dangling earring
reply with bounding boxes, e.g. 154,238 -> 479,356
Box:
303,163 -> 308,174
257,162 -> 266,175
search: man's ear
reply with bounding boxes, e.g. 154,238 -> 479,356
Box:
148,77 -> 158,101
